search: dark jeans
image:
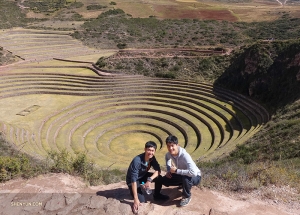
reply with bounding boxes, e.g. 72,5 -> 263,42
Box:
162,174 -> 201,198
128,172 -> 163,203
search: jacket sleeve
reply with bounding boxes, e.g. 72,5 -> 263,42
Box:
176,153 -> 199,177
130,157 -> 141,183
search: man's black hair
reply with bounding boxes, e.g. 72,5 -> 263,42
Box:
165,135 -> 178,144
145,141 -> 157,150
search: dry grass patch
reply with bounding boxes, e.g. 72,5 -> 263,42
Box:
116,2 -> 155,18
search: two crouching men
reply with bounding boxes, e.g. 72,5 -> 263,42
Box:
126,135 -> 201,213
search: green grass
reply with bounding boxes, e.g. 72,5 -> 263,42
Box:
0,62 -> 265,168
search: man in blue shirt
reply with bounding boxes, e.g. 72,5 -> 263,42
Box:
126,141 -> 169,213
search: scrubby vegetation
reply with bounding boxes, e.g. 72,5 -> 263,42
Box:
197,40 -> 300,194
87,4 -> 107,11
23,0 -> 73,13
215,40 -> 300,111
101,54 -> 230,82
0,134 -> 125,185
73,9 -> 300,49
0,0 -> 28,29
200,100 -> 300,193
0,47 -> 19,66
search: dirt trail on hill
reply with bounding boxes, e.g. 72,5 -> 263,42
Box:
0,173 -> 298,215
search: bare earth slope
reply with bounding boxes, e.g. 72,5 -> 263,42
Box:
0,173 -> 298,215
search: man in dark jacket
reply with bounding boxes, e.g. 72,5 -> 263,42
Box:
126,141 -> 169,213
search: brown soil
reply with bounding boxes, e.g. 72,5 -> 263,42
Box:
153,5 -> 237,21
0,173 -> 298,215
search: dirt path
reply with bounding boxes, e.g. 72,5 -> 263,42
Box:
0,173 -> 298,215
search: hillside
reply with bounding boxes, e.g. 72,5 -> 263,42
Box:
215,40 -> 300,112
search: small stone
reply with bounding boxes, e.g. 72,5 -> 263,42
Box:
64,193 -> 81,205
44,194 -> 66,211
209,208 -> 229,215
88,195 -> 107,209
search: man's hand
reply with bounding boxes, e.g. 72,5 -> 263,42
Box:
132,199 -> 141,214
145,180 -> 151,189
166,171 -> 172,178
170,166 -> 177,174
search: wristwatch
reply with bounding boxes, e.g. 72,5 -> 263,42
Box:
147,177 -> 153,182
175,168 -> 178,173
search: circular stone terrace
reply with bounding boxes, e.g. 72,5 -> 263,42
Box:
0,29 -> 269,169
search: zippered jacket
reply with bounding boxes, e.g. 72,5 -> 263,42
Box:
126,153 -> 161,186
165,146 -> 201,177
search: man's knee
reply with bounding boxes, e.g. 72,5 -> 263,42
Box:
153,174 -> 163,183
182,175 -> 201,186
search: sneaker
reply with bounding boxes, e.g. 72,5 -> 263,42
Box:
180,196 -> 191,207
153,193 -> 170,201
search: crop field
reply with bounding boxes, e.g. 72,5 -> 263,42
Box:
15,0 -> 300,26
0,28 -> 113,63
0,29 -> 270,168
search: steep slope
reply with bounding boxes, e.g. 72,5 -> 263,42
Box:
215,40 -> 300,112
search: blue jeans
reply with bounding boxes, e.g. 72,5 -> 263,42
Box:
162,174 -> 201,198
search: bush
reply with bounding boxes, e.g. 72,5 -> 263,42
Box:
155,71 -> 176,79
48,149 -> 73,173
67,2 -> 84,9
96,57 -> 106,67
46,150 -> 126,185
117,43 -> 127,49
87,4 -> 107,10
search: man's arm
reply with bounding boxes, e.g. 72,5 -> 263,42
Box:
145,170 -> 159,188
131,181 -> 140,212
171,154 -> 199,177
129,157 -> 141,212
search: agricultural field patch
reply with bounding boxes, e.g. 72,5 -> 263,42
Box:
154,4 -> 237,21
14,0 -> 300,25
86,0 -> 300,22
0,28 -> 109,64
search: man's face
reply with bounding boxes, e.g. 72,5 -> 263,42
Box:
144,147 -> 156,159
166,142 -> 178,156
